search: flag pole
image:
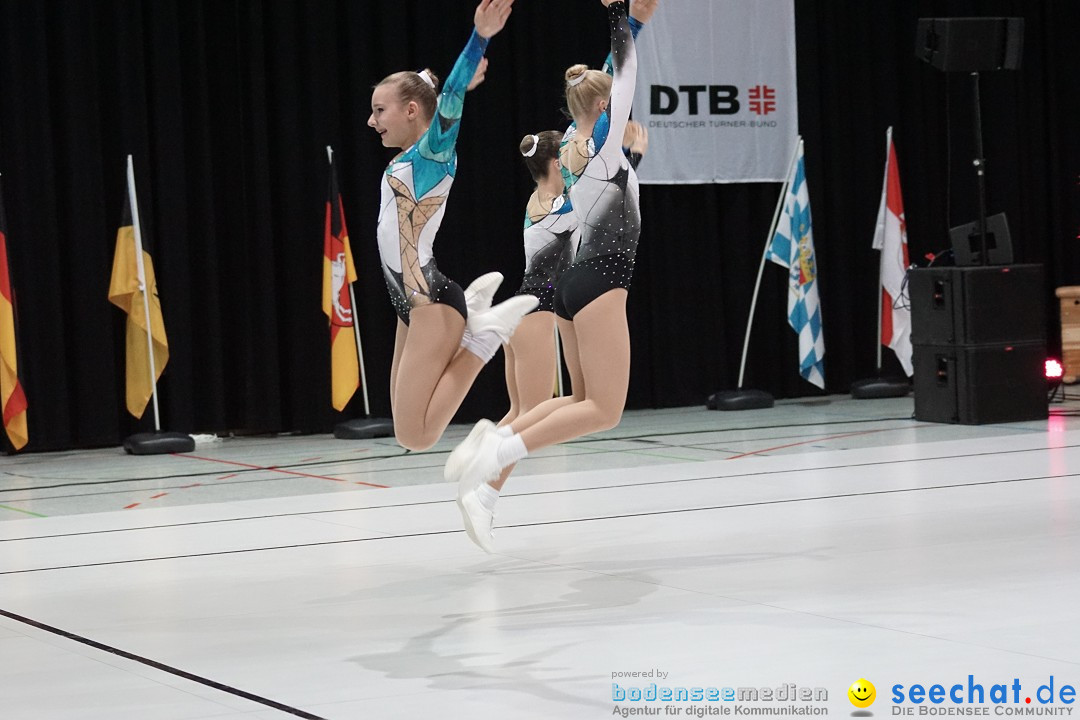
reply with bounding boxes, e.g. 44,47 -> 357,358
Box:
735,136 -> 802,389
349,284 -> 373,416
709,137 -> 800,410
872,127 -> 893,373
126,155 -> 161,432
851,126 -> 910,400
553,324 -> 565,398
326,146 -> 394,439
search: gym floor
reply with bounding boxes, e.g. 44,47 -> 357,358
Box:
1,394 -> 1077,719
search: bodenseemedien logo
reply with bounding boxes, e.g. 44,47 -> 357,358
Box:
610,680 -> 828,717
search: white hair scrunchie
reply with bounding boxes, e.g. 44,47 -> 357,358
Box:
567,72 -> 586,88
523,135 -> 539,157
417,70 -> 435,89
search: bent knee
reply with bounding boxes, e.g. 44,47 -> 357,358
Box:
394,426 -> 439,452
592,404 -> 623,432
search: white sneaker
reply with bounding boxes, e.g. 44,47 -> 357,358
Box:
456,428 -> 505,490
463,272 -> 503,317
466,294 -> 539,341
458,488 -> 495,553
444,419 -> 495,484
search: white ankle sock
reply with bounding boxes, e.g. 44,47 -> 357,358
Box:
477,482 -> 500,512
496,433 -> 528,468
460,329 -> 503,363
495,425 -> 513,438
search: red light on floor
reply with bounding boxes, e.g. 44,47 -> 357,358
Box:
1046,359 -> 1064,379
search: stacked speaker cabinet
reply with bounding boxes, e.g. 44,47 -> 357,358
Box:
909,264 -> 1048,424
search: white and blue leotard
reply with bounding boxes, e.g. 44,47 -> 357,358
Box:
377,30 -> 488,323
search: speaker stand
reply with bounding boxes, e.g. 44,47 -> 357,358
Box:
971,71 -> 991,266
707,389 -> 775,411
334,416 -> 395,439
850,376 -> 911,399
123,431 -> 196,455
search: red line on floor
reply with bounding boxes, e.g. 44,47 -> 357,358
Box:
124,503 -> 140,510
150,493 -> 168,499
171,453 -> 388,489
217,473 -> 237,481
725,429 -> 887,460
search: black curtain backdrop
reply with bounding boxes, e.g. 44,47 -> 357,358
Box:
0,0 -> 1076,451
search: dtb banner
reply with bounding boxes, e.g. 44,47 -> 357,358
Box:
632,0 -> 798,184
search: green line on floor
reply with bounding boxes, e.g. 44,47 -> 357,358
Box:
626,450 -> 705,462
0,504 -> 47,518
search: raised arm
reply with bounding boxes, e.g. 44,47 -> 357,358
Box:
596,0 -> 638,164
590,1 -> 651,154
421,0 -> 513,159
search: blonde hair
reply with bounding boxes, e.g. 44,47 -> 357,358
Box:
564,64 -> 612,122
376,68 -> 440,122
519,131 -> 563,182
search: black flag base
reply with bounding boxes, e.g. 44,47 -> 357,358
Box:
123,431 -> 196,455
850,376 -> 911,399
335,417 -> 396,440
707,389 -> 775,411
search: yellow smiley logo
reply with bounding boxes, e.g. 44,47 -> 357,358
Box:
848,678 -> 876,708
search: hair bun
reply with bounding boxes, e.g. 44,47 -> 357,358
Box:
519,134 -> 540,157
565,64 -> 589,87
418,68 -> 440,92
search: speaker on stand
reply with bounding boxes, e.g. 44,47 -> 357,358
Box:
910,18 -> 1046,424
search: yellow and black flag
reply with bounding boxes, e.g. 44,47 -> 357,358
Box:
0,176 -> 28,450
322,150 -> 359,411
107,157 -> 169,419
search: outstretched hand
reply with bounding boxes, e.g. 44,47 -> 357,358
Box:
622,121 -> 649,155
467,57 -> 489,91
629,0 -> 660,24
474,0 -> 514,39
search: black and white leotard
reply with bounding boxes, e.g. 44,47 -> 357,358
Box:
514,192 -> 579,313
554,1 -> 640,319
376,30 -> 488,324
515,13 -> 643,318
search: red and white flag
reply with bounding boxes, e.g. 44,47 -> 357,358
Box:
871,127 -> 913,377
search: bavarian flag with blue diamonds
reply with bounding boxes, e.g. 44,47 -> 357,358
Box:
766,139 -> 825,389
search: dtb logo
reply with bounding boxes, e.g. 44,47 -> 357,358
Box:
650,85 -> 777,116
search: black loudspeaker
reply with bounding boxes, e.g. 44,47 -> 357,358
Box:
915,17 -> 1024,72
911,264 -> 1048,424
913,343 -> 1047,424
949,212 -> 1013,266
909,265 -> 1045,346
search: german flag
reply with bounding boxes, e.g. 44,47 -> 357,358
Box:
107,161 -> 169,419
0,176 -> 28,450
322,152 -> 359,411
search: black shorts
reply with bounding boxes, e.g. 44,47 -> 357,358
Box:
385,272 -> 468,326
553,253 -> 634,320
515,282 -> 557,314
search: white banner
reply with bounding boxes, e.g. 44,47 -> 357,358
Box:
632,0 -> 798,184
